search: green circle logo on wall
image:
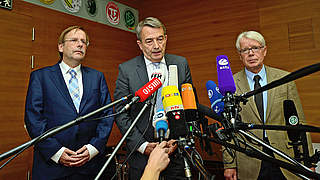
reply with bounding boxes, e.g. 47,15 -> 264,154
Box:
124,9 -> 135,30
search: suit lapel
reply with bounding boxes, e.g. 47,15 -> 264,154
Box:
79,66 -> 90,113
49,63 -> 76,111
265,66 -> 275,123
135,55 -> 149,85
236,69 -> 262,122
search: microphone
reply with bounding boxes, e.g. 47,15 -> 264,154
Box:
181,83 -> 197,122
283,99 -> 311,167
119,77 -> 163,113
197,103 -> 223,122
181,83 -> 203,136
284,100 -> 301,142
153,109 -> 169,142
168,65 -> 178,87
162,85 -> 188,139
216,55 -> 236,96
206,80 -> 224,115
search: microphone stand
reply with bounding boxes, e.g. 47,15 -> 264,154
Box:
236,123 -> 320,133
0,95 -> 131,162
176,137 -> 215,180
95,99 -> 152,180
208,135 -> 320,179
238,129 -> 311,173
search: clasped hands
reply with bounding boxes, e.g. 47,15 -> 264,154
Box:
59,145 -> 90,167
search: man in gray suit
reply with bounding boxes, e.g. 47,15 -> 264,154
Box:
223,31 -> 314,180
114,17 -> 193,180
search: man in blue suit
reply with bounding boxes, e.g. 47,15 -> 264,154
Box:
24,26 -> 114,180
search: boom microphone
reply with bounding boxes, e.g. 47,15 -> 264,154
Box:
216,55 -> 236,96
119,77 -> 163,113
206,80 -> 224,115
242,63 -> 320,99
162,85 -> 188,139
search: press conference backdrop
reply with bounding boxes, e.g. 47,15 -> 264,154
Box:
23,0 -> 139,33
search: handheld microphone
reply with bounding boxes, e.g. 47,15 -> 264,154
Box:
181,83 -> 202,136
206,80 -> 225,115
181,83 -> 197,122
216,55 -> 236,96
283,100 -> 301,142
153,109 -> 169,142
119,77 -> 163,113
162,85 -> 188,139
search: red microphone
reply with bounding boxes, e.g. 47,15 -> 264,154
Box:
119,77 -> 163,113
135,77 -> 162,102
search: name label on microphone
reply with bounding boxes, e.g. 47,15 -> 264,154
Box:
142,78 -> 161,95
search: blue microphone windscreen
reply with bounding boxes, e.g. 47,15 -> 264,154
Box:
206,80 -> 225,115
216,55 -> 236,96
156,120 -> 168,132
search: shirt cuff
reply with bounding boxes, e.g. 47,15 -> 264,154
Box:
85,144 -> 99,160
137,142 -> 148,154
51,147 -> 66,164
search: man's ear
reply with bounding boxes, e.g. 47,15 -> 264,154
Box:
58,43 -> 63,53
137,40 -> 143,51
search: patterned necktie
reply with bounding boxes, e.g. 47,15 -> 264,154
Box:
68,69 -> 80,112
153,62 -> 164,111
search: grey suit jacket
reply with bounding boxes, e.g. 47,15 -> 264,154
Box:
113,54 -> 192,177
223,65 -> 313,180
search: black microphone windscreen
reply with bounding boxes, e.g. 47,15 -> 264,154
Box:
283,100 -> 300,142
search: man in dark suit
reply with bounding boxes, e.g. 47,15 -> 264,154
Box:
223,31 -> 314,180
24,26 -> 114,180
114,17 -> 193,179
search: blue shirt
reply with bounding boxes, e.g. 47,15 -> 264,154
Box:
245,65 -> 268,124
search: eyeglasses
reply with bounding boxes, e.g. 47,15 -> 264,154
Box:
239,46 -> 264,54
64,38 -> 89,46
144,36 -> 165,46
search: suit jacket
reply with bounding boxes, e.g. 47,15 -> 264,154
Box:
24,62 -> 114,180
114,54 -> 193,179
223,65 -> 313,180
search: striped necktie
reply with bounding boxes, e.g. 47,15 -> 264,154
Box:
68,69 -> 80,112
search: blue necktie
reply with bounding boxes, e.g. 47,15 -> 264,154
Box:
153,63 -> 164,112
68,70 -> 80,112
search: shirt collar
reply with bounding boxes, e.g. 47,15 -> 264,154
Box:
60,60 -> 81,75
245,64 -> 266,82
144,56 -> 166,67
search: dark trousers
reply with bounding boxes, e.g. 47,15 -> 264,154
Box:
257,138 -> 287,180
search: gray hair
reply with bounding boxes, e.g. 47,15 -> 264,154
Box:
235,31 -> 266,51
135,17 -> 166,40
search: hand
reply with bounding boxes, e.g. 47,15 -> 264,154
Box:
144,142 -> 158,156
59,148 -> 81,167
224,168 -> 237,180
167,139 -> 177,155
141,141 -> 170,180
147,141 -> 170,172
69,146 -> 90,167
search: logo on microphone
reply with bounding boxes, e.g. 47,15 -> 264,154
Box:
218,58 -> 229,66
215,87 -> 221,93
289,115 -> 299,125
208,89 -> 213,98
